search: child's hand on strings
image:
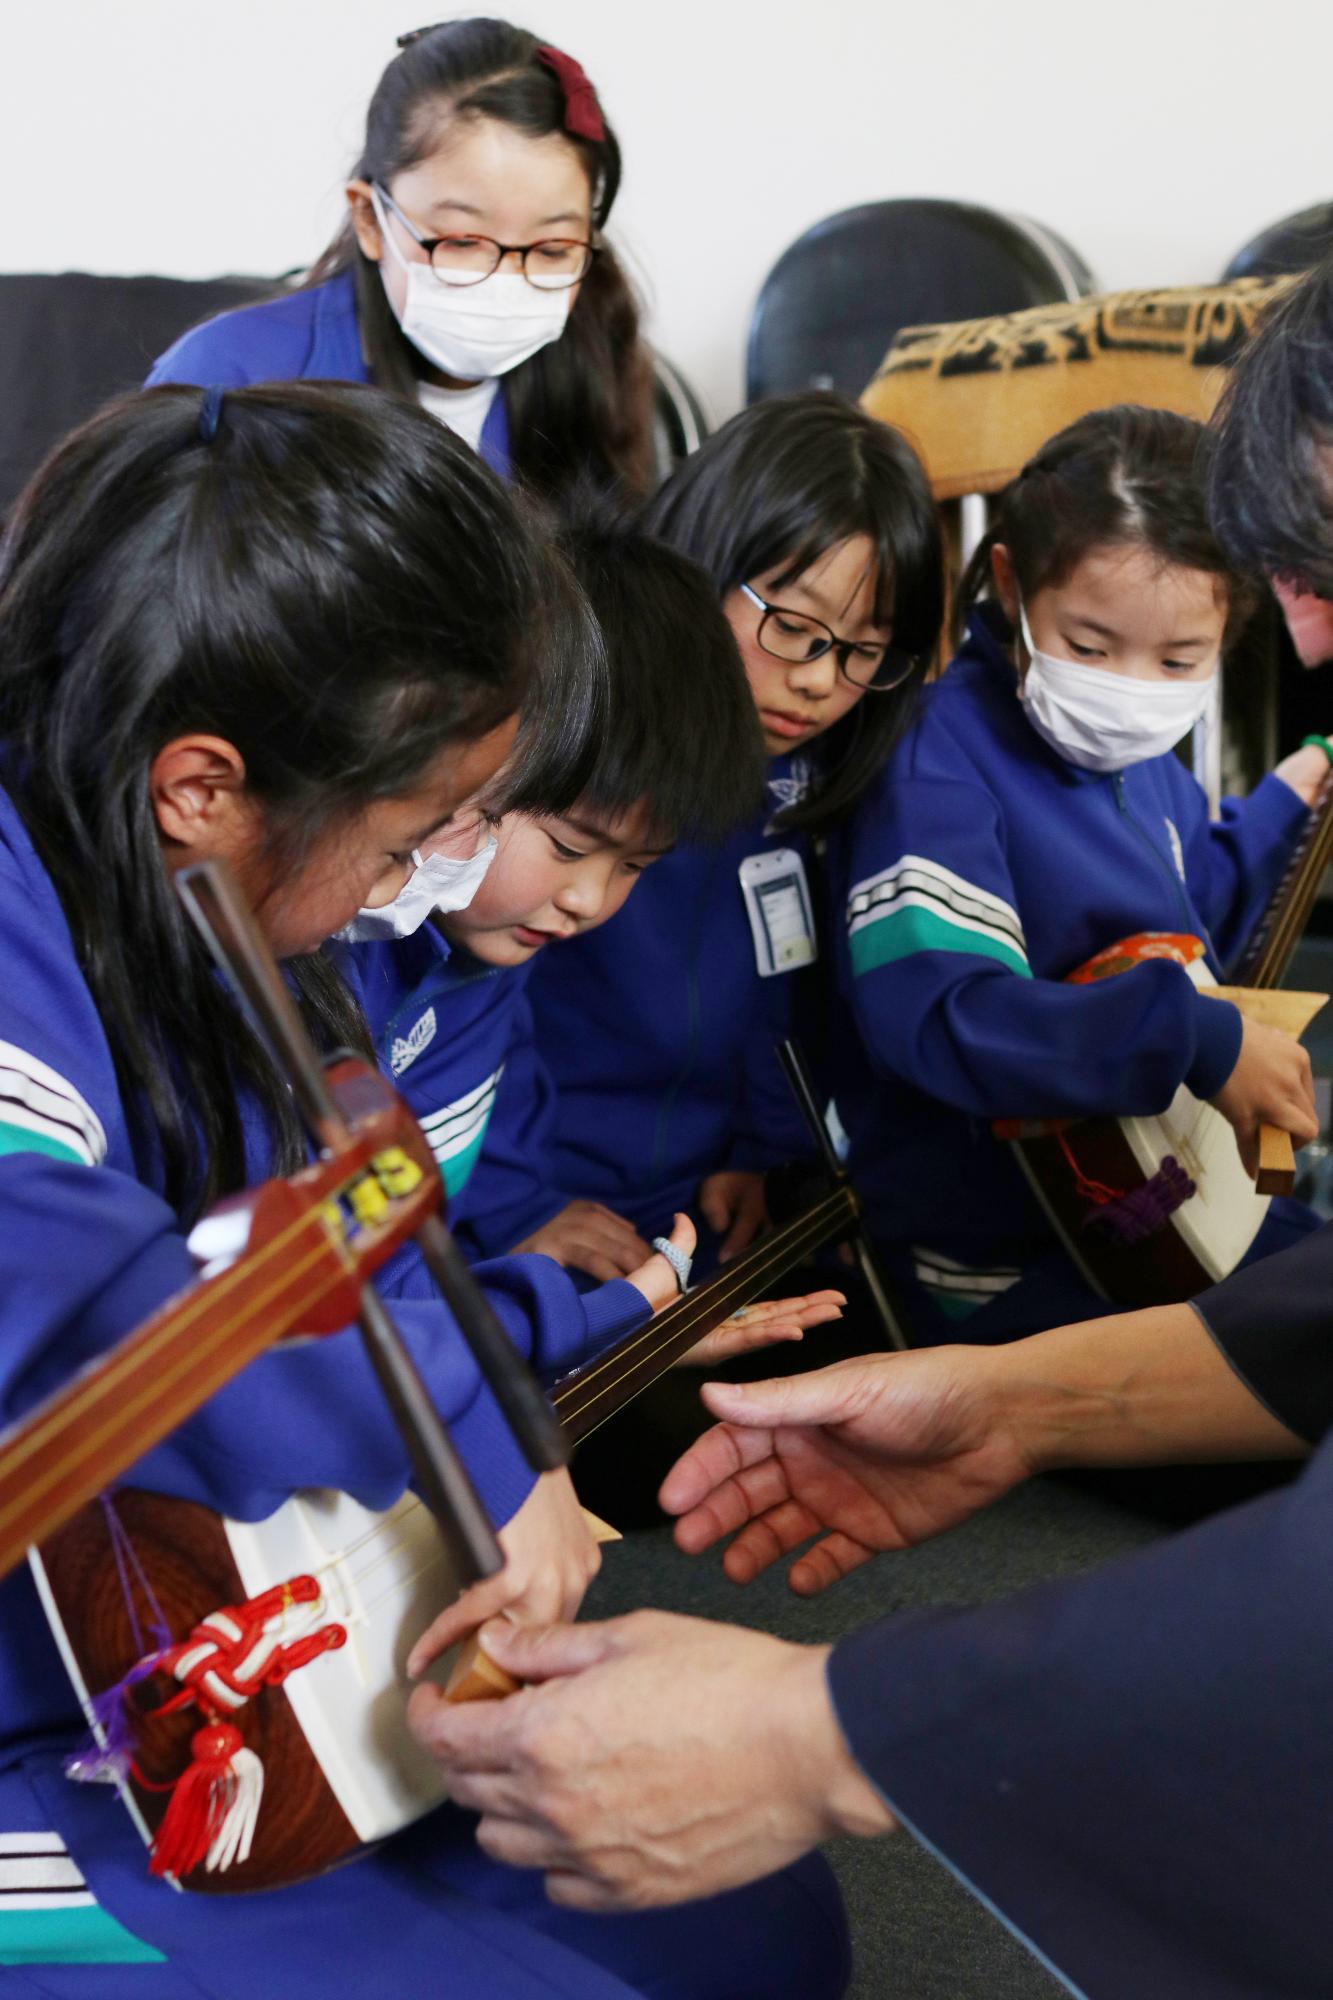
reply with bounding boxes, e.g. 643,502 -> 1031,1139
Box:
626,1213 -> 698,1310
1272,738 -> 1333,807
513,1200 -> 653,1282
407,1468 -> 601,1677
673,1291 -> 846,1369
698,1170 -> 768,1262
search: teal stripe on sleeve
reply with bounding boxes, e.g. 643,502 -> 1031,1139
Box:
0,1121 -> 86,1165
850,904 -> 1032,979
0,1906 -> 166,1966
440,1125 -> 488,1199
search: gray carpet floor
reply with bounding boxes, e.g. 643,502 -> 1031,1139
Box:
582,1473 -> 1171,2000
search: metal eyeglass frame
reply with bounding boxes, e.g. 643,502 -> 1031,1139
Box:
372,183 -> 597,290
739,583 -> 910,692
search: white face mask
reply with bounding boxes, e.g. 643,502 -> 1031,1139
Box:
1017,605 -> 1217,773
338,833 -> 498,943
372,187 -> 573,382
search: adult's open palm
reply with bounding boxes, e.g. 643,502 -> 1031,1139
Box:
659,1349 -> 1033,1594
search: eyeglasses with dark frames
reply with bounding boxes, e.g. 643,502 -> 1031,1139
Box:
739,583 -> 911,691
372,183 -> 597,291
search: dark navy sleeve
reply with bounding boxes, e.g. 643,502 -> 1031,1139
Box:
0,1146 -> 544,1530
1182,772 -> 1311,972
145,290 -> 318,389
458,990 -> 568,1256
380,1240 -> 652,1391
845,777 -> 1243,1119
341,938 -> 651,1379
728,973 -> 814,1173
1191,1217 -> 1333,1443
827,1442 -> 1333,1999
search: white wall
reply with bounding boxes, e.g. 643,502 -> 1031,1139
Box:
2,0 -> 1329,422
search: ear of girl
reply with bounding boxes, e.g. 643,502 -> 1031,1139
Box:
146,18 -> 652,512
828,402 -> 1323,1349
523,393 -> 944,1277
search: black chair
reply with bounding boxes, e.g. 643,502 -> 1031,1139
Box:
0,270 -> 279,514
648,349 -> 708,480
745,198 -> 1096,405
1222,203 -> 1333,282
0,270 -> 709,510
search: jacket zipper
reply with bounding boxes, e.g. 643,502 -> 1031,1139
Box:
1112,773 -> 1219,963
648,859 -> 714,1186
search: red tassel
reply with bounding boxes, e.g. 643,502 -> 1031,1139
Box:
149,1722 -> 245,1879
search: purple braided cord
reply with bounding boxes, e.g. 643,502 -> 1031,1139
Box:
1083,1156 -> 1196,1246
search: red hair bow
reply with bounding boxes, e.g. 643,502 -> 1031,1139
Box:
535,44 -> 606,143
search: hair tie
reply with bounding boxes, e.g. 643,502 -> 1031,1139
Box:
198,385 -> 227,445
535,44 -> 606,143
396,20 -> 448,47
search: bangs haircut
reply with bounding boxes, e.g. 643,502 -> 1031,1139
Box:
1210,258 -> 1333,600
499,514 -> 766,843
643,392 -> 944,836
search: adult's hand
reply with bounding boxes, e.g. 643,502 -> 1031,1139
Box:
513,1200 -> 653,1283
408,1610 -> 893,1910
661,1349 -> 1032,1592
407,1467 -> 601,1676
663,1305 -> 1309,1593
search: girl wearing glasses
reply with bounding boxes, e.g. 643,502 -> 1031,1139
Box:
148,19 -> 651,510
527,393 -> 943,1283
827,404 -> 1324,1343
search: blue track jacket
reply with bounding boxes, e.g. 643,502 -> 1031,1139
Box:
145,269 -> 512,476
349,928 -> 567,1259
827,606 -> 1310,1320
528,770 -> 815,1249
0,780 -> 668,1988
